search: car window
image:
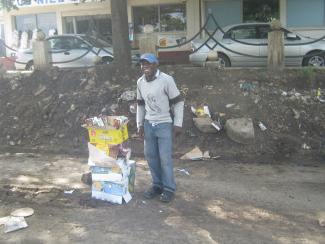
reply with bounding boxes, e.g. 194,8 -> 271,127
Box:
48,36 -> 90,50
71,37 -> 89,49
225,26 -> 257,39
82,36 -> 111,48
49,37 -> 73,50
257,25 -> 271,39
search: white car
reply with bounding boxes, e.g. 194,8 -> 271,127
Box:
189,23 -> 325,67
14,34 -> 138,70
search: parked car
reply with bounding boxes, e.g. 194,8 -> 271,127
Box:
14,34 -> 139,70
189,23 -> 325,67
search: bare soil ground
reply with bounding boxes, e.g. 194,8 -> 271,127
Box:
0,154 -> 324,243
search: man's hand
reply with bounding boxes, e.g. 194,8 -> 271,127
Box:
138,126 -> 144,139
173,126 -> 182,138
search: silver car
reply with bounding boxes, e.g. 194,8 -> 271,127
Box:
189,23 -> 325,67
14,34 -> 117,70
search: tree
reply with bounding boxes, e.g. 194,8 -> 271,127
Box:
110,0 -> 131,66
0,0 -> 17,11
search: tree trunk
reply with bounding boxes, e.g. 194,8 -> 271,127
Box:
111,0 -> 131,66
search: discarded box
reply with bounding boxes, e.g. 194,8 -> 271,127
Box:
87,142 -> 131,167
91,160 -> 136,204
87,125 -> 128,146
83,116 -> 136,204
83,116 -> 129,146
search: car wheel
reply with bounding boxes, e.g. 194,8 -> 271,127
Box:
26,61 -> 34,71
303,52 -> 325,67
218,53 -> 231,67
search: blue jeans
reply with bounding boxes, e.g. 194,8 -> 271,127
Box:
144,120 -> 176,193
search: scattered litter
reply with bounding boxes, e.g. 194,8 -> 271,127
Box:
110,104 -> 118,113
258,122 -> 267,131
10,208 -> 34,217
129,103 -> 137,114
180,146 -> 210,160
211,155 -> 221,160
3,216 -> 28,233
302,143 -> 311,150
319,217 -> 325,227
177,168 -> 190,176
191,106 -> 211,118
211,119 -> 222,131
203,151 -> 210,159
318,96 -> 325,103
180,146 -> 203,160
159,210 -> 163,213
120,90 -> 136,101
226,103 -> 236,108
0,216 -> 9,225
142,200 -> 146,204
292,109 -> 300,120
64,189 -> 75,194
239,81 -> 256,91
281,91 -> 288,96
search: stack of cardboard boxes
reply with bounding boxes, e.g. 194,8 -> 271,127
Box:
83,116 -> 136,204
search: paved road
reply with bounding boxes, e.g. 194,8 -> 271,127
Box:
0,153 -> 324,243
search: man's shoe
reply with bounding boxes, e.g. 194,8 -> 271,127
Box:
159,191 -> 174,203
143,186 -> 163,199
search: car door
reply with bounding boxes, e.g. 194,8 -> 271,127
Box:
257,25 -> 270,66
48,36 -> 94,68
283,30 -> 302,66
221,25 -> 261,66
258,25 -> 302,66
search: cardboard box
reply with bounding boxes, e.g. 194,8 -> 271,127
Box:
87,124 -> 128,146
91,165 -> 123,182
91,190 -> 132,205
87,143 -> 131,167
90,160 -> 136,204
92,180 -> 128,196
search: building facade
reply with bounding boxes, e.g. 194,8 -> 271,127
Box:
2,0 -> 325,57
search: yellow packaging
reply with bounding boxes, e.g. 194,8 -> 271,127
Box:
87,124 -> 128,145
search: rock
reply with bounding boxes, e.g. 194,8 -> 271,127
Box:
193,117 -> 218,133
225,118 -> 255,144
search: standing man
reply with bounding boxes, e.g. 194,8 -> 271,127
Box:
137,53 -> 184,203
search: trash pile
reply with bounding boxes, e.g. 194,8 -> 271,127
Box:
83,115 -> 136,205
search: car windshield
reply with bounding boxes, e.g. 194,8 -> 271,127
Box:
82,36 -> 112,48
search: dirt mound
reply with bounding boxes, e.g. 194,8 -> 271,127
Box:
0,65 -> 324,163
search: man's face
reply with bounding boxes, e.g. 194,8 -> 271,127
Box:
141,60 -> 157,78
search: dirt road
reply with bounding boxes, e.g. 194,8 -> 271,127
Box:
0,154 -> 324,243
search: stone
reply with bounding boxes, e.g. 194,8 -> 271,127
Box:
193,117 -> 218,133
225,118 -> 255,144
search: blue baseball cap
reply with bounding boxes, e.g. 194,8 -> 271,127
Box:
140,53 -> 159,64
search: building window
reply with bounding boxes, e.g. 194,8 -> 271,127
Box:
287,0 -> 325,27
63,15 -> 112,43
15,13 -> 56,36
205,0 -> 241,28
243,0 -> 279,22
133,4 -> 186,33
